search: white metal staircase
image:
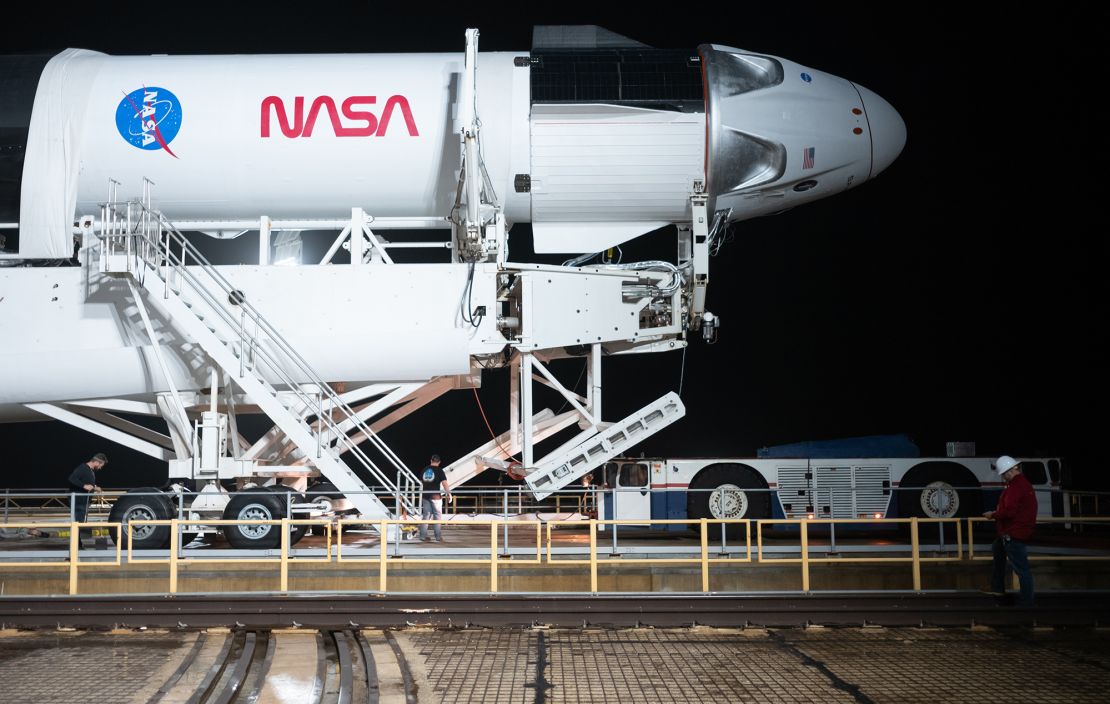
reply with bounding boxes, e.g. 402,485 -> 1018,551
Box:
98,199 -> 421,521
524,392 -> 685,500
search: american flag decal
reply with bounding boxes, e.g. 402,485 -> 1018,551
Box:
802,146 -> 815,169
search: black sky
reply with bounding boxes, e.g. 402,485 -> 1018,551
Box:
1,5 -> 1105,489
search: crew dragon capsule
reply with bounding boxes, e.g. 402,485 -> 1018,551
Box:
1,26 -> 905,259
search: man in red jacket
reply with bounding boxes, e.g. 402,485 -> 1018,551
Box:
983,455 -> 1037,605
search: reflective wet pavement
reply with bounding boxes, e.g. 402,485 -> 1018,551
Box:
1,625 -> 1108,703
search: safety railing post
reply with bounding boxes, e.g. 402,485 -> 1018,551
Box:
68,523 -> 80,595
800,520 -> 810,593
379,520 -> 388,593
490,521 -> 499,593
968,518 -> 976,559
911,517 -> 921,592
280,518 -> 289,592
589,519 -> 598,593
700,518 -> 710,593
612,490 -> 619,551
169,519 -> 179,594
756,520 -> 764,562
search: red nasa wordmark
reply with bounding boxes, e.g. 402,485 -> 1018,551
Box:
261,95 -> 419,138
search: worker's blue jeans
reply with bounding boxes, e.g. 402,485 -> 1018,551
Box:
73,493 -> 92,538
419,497 -> 442,541
991,536 -> 1034,605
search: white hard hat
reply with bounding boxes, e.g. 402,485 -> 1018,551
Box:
995,455 -> 1020,475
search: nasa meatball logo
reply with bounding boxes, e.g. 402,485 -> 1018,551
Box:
115,87 -> 182,158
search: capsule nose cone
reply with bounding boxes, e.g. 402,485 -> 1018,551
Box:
853,83 -> 906,178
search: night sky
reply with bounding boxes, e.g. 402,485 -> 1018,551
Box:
1,6 -> 1104,491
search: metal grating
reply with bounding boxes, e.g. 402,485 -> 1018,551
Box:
776,466 -> 811,514
815,466 -> 853,518
853,465 -> 893,516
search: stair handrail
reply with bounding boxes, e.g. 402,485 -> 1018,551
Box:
99,200 -> 421,515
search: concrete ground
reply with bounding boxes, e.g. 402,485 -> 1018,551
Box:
1,625 -> 1107,703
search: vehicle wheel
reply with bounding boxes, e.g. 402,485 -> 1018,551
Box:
687,464 -> 770,540
108,488 -> 173,549
222,488 -> 285,549
897,463 -> 983,519
268,485 -> 309,545
307,481 -> 348,513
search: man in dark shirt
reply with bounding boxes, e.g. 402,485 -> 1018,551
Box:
983,455 -> 1037,605
68,453 -> 107,539
418,454 -> 451,542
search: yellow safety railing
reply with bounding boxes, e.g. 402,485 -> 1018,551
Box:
0,521 -> 122,595
335,519 -> 543,593
6,514 -> 1110,597
125,519 -> 335,593
967,516 -> 1110,561
756,517 -> 962,592
545,519 -> 753,593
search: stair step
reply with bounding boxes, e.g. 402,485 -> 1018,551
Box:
126,234 -> 414,520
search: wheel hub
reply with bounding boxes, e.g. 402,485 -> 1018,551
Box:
921,481 -> 960,518
123,504 -> 158,541
709,484 -> 748,519
237,503 -> 275,540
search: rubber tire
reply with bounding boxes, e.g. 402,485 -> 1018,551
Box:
897,463 -> 982,542
268,485 -> 309,545
108,488 -> 174,549
308,481 -> 345,510
897,464 -> 983,519
222,487 -> 285,549
687,464 -> 770,540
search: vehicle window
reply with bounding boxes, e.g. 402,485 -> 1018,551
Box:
603,463 -> 618,487
619,463 -> 648,487
1048,460 -> 1060,483
1022,461 -> 1047,485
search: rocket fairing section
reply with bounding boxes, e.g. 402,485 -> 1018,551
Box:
3,32 -> 904,259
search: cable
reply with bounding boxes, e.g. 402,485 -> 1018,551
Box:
473,387 -> 518,460
554,359 -> 589,415
674,344 -> 683,397
458,261 -> 485,328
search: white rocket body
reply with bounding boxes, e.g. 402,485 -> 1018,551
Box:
13,43 -> 904,258
71,53 -> 532,224
0,35 -> 906,420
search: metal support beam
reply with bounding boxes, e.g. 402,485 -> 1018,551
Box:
127,280 -> 192,442
259,216 -> 272,265
320,225 -> 352,265
25,403 -> 173,460
531,357 -> 598,428
590,343 -> 603,421
62,406 -> 174,450
520,353 -> 534,468
350,208 -> 364,267
689,196 -> 710,320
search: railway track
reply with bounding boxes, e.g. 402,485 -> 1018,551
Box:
143,628 -> 415,704
3,592 -> 1110,629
